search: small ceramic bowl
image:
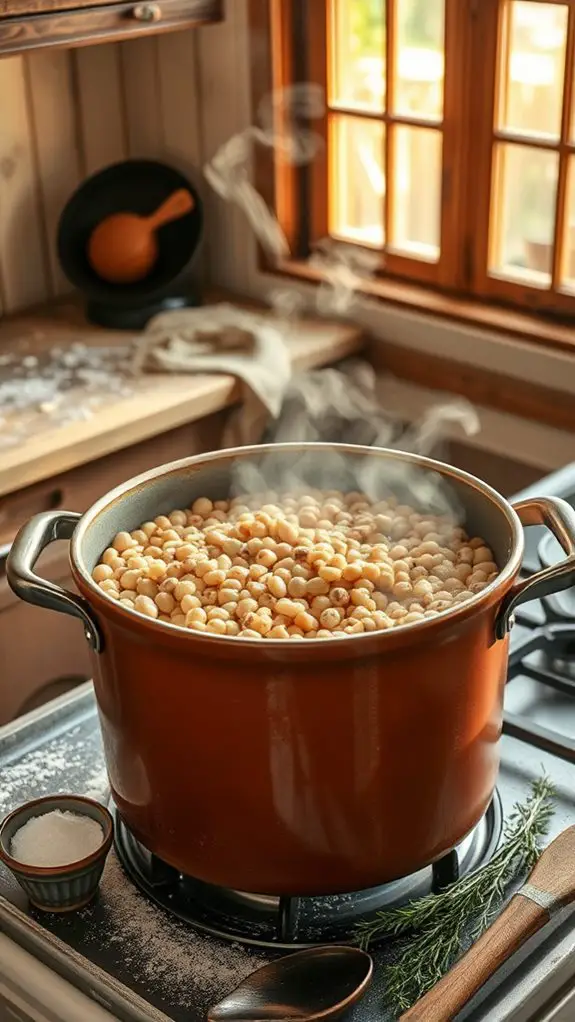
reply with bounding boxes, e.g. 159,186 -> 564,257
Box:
0,794 -> 113,912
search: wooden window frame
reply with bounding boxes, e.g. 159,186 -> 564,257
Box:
471,0 -> 575,316
248,0 -> 575,355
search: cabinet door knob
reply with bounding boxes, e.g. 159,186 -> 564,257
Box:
132,3 -> 161,21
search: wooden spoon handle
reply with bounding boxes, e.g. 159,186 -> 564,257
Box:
399,893 -> 548,1021
400,824 -> 575,1021
146,188 -> 194,230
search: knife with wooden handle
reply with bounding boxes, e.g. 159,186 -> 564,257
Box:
400,826 -> 575,1021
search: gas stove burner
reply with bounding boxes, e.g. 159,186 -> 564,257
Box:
112,794 -> 502,949
538,533 -> 575,622
504,622 -> 575,762
551,655 -> 575,679
509,623 -> 575,693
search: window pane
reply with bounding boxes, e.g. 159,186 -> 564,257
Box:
498,1 -> 568,141
329,0 -> 385,113
490,143 -> 559,286
394,0 -> 445,120
561,157 -> 575,290
390,125 -> 441,259
330,115 -> 385,246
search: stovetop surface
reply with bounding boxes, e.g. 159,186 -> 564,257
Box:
2,463 -> 575,1022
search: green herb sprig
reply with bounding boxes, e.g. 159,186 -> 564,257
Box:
355,776 -> 556,1014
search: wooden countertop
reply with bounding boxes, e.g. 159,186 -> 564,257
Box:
0,298 -> 364,498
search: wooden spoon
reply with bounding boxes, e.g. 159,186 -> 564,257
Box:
399,825 -> 575,1021
87,188 -> 194,285
208,946 -> 373,1022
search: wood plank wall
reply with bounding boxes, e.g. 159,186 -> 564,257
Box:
0,32 -> 205,315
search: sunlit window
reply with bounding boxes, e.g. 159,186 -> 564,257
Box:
328,0 -> 444,260
263,0 -> 575,320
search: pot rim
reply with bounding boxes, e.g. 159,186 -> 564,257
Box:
71,442 -> 523,647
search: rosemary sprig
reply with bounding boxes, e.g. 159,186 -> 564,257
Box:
355,776 -> 556,1014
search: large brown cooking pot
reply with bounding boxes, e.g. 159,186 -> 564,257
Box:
7,444 -> 575,896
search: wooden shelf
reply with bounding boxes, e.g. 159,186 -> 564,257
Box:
0,296 -> 365,498
0,0 -> 221,55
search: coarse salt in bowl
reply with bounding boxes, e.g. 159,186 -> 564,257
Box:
11,809 -> 105,866
0,794 -> 113,912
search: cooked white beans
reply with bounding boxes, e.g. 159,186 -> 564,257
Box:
92,490 -> 498,638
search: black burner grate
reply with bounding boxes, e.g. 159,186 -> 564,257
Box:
112,793 -> 503,949
504,620 -> 575,764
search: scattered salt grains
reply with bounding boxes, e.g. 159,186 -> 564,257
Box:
84,853 -> 261,1009
0,341 -> 136,439
1,747 -> 71,814
10,810 -> 104,866
83,766 -> 111,803
0,721 -> 106,818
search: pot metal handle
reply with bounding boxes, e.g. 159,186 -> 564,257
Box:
6,510 -> 104,653
0,541 -> 10,572
495,496 -> 575,639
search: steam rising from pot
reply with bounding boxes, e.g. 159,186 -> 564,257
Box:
230,399 -> 479,523
204,84 -> 325,267
205,83 -> 481,520
311,241 -> 381,318
204,83 -> 379,319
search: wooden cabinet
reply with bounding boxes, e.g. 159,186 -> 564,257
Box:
0,0 -> 221,55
